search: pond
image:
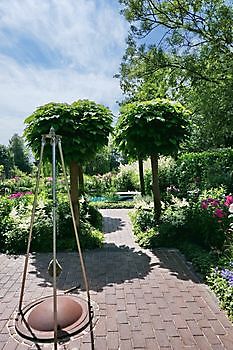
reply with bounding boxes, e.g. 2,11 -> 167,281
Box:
90,191 -> 140,202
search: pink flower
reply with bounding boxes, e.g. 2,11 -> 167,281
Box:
213,208 -> 225,218
201,200 -> 208,209
224,195 -> 233,207
229,203 -> 233,213
211,199 -> 220,207
8,192 -> 24,199
207,198 -> 214,203
8,191 -> 33,199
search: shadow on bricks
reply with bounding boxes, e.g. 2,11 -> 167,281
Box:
151,248 -> 201,283
102,216 -> 126,233
27,244 -> 152,292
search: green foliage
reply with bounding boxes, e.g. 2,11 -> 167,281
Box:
118,0 -> 233,149
178,242 -> 218,277
144,156 -> 177,196
85,173 -> 116,196
159,198 -> 189,240
130,187 -> 233,251
114,168 -> 139,191
0,197 -> 14,251
129,206 -> 161,247
0,191 -> 104,254
85,164 -> 140,197
0,175 -> 35,195
24,100 -> 113,165
174,149 -> 233,196
142,150 -> 233,198
84,143 -> 120,175
8,134 -> 32,173
130,207 -> 155,233
79,221 -> 104,250
115,99 -> 190,159
80,199 -> 103,231
0,144 -> 14,178
54,200 -> 104,250
134,227 -> 158,248
207,264 -> 233,321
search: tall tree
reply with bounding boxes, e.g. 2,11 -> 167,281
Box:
0,144 -> 14,179
24,100 -> 113,228
9,134 -> 32,173
118,0 -> 233,149
115,98 -> 190,219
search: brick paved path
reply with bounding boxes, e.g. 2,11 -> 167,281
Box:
0,209 -> 232,349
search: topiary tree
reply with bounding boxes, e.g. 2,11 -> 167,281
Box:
24,100 -> 113,228
114,98 -> 190,220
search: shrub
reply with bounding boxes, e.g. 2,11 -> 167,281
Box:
56,200 -> 104,250
84,173 -> 116,196
134,227 -> 159,248
0,176 -> 35,195
185,189 -> 232,250
0,197 -> 14,246
130,207 -> 155,234
79,221 -> 104,249
0,194 -> 104,254
130,206 -> 161,248
80,198 -> 103,230
130,188 -> 233,252
174,149 -> 233,196
207,262 -> 233,321
144,156 -> 176,197
114,169 -> 139,192
177,241 -> 218,276
159,198 -> 189,244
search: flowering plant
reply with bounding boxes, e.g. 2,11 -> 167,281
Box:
201,194 -> 233,218
220,267 -> 233,287
207,261 -> 233,321
184,189 -> 233,250
8,191 -> 33,199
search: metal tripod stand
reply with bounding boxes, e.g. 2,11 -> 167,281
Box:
16,127 -> 91,349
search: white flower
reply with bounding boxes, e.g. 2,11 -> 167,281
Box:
229,203 -> 233,213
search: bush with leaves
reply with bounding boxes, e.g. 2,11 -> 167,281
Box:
113,168 -> 139,192
130,187 -> 233,251
0,175 -> 35,195
207,262 -> 233,321
173,149 -> 233,197
0,191 -> 104,254
84,173 -> 116,196
144,156 -> 177,197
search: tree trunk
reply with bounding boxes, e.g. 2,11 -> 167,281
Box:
78,165 -> 84,196
70,161 -> 80,230
150,154 -> 161,221
138,158 -> 145,196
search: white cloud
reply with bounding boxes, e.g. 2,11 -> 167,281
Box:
0,0 -> 128,144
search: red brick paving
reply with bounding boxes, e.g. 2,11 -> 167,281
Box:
0,208 -> 232,349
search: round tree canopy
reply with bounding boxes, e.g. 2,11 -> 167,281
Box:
115,98 -> 190,158
24,100 -> 113,164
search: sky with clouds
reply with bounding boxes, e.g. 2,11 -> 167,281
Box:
0,0 -> 129,145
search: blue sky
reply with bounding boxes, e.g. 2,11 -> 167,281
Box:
0,0 -> 129,145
